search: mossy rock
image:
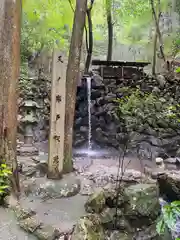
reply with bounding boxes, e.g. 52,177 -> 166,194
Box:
85,189 -> 106,213
124,183 -> 161,226
71,214 -> 105,240
109,231 -> 132,240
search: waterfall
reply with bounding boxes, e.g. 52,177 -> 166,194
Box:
87,77 -> 92,151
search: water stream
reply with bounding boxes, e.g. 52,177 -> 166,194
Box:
87,77 -> 92,152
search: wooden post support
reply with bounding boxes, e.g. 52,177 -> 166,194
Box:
47,50 -> 67,179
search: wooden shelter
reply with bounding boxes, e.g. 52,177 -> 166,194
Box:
92,60 -> 150,80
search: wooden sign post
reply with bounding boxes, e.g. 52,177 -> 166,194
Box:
47,50 -> 67,179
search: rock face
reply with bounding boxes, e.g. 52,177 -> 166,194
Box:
18,71 -> 180,160
72,182 -> 165,240
74,74 -> 180,160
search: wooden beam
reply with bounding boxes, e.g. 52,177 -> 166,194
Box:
47,50 -> 67,179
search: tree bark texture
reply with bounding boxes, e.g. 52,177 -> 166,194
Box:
152,0 -> 161,75
150,0 -> 166,63
0,0 -> 22,195
106,0 -> 113,61
63,0 -> 87,173
85,1 -> 94,73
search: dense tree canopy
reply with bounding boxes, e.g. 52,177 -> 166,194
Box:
21,0 -> 180,63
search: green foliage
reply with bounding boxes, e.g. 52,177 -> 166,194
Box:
21,0 -> 75,61
114,0 -> 169,45
176,67 -> 180,73
20,0 -> 178,65
0,161 -> 12,201
116,89 -> 175,131
156,201 -> 180,240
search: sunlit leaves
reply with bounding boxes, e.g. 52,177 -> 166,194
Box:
0,162 -> 12,198
22,0 -> 75,57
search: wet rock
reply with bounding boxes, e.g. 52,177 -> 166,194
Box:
103,183 -> 125,208
110,231 -> 132,240
99,208 -> 120,229
155,157 -> 164,165
156,75 -> 166,89
18,216 -> 41,233
71,214 -> 105,240
134,224 -> 172,240
14,205 -> 36,220
80,178 -> 94,196
85,189 -> 106,213
23,178 -> 37,196
157,170 -> 180,201
124,183 -> 160,226
23,176 -> 81,199
36,162 -> 48,176
164,157 -> 177,164
38,177 -> 81,198
34,224 -> 61,240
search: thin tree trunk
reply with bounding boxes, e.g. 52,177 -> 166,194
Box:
85,1 -> 94,73
150,0 -> 166,63
63,0 -> 87,173
152,0 -> 161,75
0,0 -> 22,196
152,32 -> 158,75
85,9 -> 93,73
106,0 -> 113,61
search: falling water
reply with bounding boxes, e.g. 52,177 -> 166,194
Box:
87,77 -> 92,152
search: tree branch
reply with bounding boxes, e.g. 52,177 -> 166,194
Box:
68,0 -> 74,12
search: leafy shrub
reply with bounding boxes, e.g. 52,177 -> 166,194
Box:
157,200 -> 180,240
0,161 -> 12,202
116,88 -> 180,132
176,67 -> 180,73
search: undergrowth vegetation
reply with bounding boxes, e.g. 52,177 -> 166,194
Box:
0,161 -> 12,203
117,88 -> 180,132
157,200 -> 180,240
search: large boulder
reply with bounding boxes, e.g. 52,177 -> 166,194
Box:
157,170 -> 180,201
71,214 -> 105,240
22,176 -> 80,199
124,183 -> 161,227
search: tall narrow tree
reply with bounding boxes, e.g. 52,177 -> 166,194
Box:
85,0 -> 94,73
64,0 -> 87,173
152,0 -> 161,75
0,0 -> 22,196
106,0 -> 113,61
150,0 -> 166,63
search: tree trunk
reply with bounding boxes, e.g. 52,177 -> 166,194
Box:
0,0 -> 22,196
85,2 -> 94,73
150,0 -> 166,63
106,0 -> 113,61
63,0 -> 87,173
152,0 -> 161,75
